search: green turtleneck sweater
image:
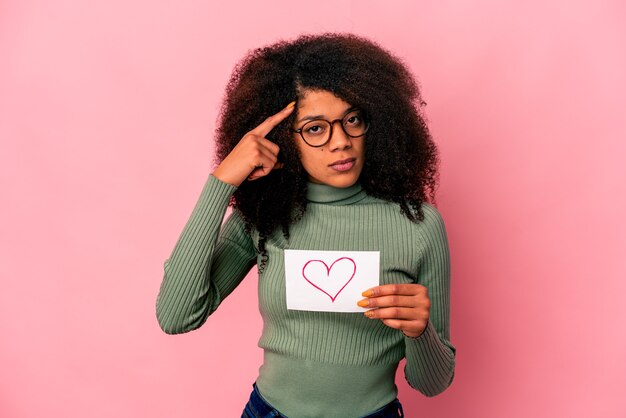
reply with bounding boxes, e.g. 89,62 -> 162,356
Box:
156,175 -> 456,418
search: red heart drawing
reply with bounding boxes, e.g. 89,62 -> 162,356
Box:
301,257 -> 357,302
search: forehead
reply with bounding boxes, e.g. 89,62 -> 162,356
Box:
296,89 -> 352,117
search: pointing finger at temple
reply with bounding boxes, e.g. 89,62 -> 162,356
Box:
250,101 -> 296,138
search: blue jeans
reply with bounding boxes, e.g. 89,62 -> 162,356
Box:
241,383 -> 404,418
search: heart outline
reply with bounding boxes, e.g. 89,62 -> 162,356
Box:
301,257 -> 357,302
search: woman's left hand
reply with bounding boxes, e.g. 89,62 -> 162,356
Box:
358,284 -> 431,338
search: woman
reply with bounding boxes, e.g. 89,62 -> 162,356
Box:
156,33 -> 456,418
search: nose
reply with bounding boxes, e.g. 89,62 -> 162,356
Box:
328,120 -> 352,151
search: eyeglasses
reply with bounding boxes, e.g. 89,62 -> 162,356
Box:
292,110 -> 369,147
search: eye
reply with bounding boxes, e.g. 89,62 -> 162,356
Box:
303,123 -> 327,136
344,112 -> 363,127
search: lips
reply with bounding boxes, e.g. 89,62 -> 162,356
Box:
329,158 -> 356,172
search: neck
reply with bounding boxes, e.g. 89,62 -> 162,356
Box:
306,181 -> 367,206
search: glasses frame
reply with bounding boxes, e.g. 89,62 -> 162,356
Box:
292,110 -> 369,148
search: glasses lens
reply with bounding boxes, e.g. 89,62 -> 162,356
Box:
301,120 -> 331,146
343,111 -> 368,137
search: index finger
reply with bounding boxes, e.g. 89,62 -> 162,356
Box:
361,284 -> 426,297
250,101 -> 296,137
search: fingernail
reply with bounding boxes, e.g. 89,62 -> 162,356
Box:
287,101 -> 296,108
362,289 -> 374,297
357,299 -> 369,307
364,310 -> 375,318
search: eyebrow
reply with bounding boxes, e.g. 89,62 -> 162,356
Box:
296,107 -> 358,124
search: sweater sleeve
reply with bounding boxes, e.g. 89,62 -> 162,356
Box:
156,175 -> 257,334
404,203 -> 456,396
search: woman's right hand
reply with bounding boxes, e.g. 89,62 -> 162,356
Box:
212,101 -> 296,187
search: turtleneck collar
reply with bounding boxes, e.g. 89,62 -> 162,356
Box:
306,182 -> 367,206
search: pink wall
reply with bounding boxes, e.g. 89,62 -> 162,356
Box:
1,1 -> 625,417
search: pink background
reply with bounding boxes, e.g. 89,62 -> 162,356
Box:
1,1 -> 625,417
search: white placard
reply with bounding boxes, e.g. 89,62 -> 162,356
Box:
284,250 -> 380,312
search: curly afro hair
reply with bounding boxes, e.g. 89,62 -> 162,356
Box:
214,33 -> 440,266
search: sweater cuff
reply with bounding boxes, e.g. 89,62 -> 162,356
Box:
404,320 -> 453,363
405,320 -> 438,344
194,174 -> 237,210
206,173 -> 238,197
403,320 -> 455,396
180,174 -> 237,233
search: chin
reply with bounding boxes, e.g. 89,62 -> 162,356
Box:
318,174 -> 360,188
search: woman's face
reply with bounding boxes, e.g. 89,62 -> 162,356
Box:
292,89 -> 365,188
